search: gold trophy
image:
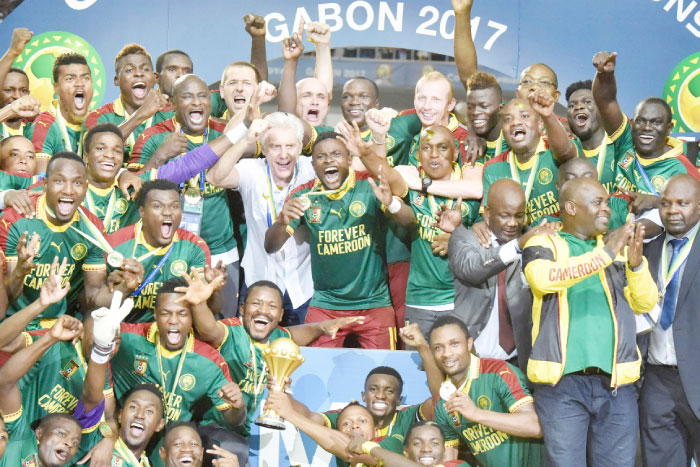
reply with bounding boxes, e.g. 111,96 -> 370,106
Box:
255,337 -> 305,430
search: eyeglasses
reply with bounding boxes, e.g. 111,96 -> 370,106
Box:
519,78 -> 556,88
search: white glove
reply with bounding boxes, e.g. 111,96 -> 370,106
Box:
91,291 -> 134,362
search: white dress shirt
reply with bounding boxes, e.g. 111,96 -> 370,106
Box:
473,234 -> 520,361
235,157 -> 316,308
648,221 -> 700,366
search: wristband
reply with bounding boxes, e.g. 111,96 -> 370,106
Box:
226,122 -> 249,145
361,441 -> 380,455
90,347 -> 112,364
371,133 -> 386,145
387,196 -> 402,214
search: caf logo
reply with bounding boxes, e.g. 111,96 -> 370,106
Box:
664,51 -> 700,132
70,242 -> 87,261
170,260 -> 188,277
537,168 -> 553,185
12,31 -> 105,112
349,200 -> 366,218
179,374 -> 196,391
477,395 -> 492,410
651,175 -> 666,193
115,198 -> 128,214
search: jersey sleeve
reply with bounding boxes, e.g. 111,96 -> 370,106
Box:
82,237 -> 107,271
4,219 -> 21,261
433,401 -> 459,446
130,132 -> 162,170
494,363 -> 534,413
610,115 -> 632,151
207,359 -> 234,412
3,406 -> 32,443
320,410 -> 339,429
378,433 -> 405,453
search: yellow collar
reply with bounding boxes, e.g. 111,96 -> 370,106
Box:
146,323 -> 195,357
172,117 -> 206,143
50,100 -> 83,131
88,179 -> 119,196
446,113 -> 460,132
311,169 -> 357,200
133,220 -> 179,252
1,122 -> 24,136
375,412 -> 398,438
457,354 -> 481,395
113,97 -> 127,117
513,138 -> 547,170
636,137 -> 685,167
36,194 -> 80,232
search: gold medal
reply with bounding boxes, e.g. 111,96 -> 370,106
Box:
440,380 -> 457,400
184,186 -> 202,205
107,251 -> 124,268
299,196 -> 311,211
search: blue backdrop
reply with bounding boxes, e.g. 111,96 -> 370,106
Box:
0,0 -> 698,115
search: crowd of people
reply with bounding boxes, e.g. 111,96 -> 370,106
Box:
0,0 -> 696,466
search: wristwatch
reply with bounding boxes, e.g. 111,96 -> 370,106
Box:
421,177 -> 432,195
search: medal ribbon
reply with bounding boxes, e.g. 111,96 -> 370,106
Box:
305,172 -> 353,198
507,150 -> 541,202
114,437 -> 147,466
634,157 -> 659,196
55,103 -> 83,154
494,131 -> 504,159
68,209 -> 116,255
265,161 -> 299,227
156,332 -> 192,423
596,135 -> 608,183
131,245 -> 174,297
248,337 -> 268,412
661,229 -> 699,289
84,187 -> 118,231
423,163 -> 462,233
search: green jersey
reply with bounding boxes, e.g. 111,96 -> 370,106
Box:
573,133 -> 625,194
301,125 -> 335,156
0,194 -> 106,323
322,403 -> 423,440
286,170 -> 391,310
482,140 -> 560,226
18,331 -> 113,425
560,233 -> 614,374
435,356 -> 543,467
130,118 -> 236,255
406,114 -> 468,168
85,97 -> 171,163
406,179 -> 477,307
107,221 -> 210,322
203,318 -> 291,436
210,89 -> 227,119
0,171 -> 39,191
111,323 -> 232,423
384,111 -> 425,167
26,102 -> 84,160
111,437 -> 150,466
483,131 -> 510,164
84,172 -> 156,234
0,120 -> 29,139
611,116 -> 700,194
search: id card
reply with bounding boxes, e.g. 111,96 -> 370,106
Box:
180,190 -> 204,235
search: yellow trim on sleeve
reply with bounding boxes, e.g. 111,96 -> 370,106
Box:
320,412 -> 332,428
36,152 -> 52,160
285,225 -> 295,236
444,439 -> 460,448
508,395 -> 533,413
216,321 -> 230,352
3,406 -> 22,423
4,256 -> 17,263
103,388 -> 114,399
216,403 -> 232,411
82,264 -> 107,271
609,115 -> 628,143
21,331 -> 32,348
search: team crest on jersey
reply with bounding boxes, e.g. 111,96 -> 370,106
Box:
170,260 -> 187,277
70,242 -> 87,261
179,373 -> 196,391
413,194 -> 424,207
451,411 -> 460,427
619,153 -> 635,169
651,175 -> 666,192
308,205 -> 322,224
22,454 -> 38,467
477,395 -> 492,410
537,168 -> 553,185
60,359 -> 80,380
349,200 -> 366,218
134,357 -> 148,375
460,202 -> 469,217
112,456 -> 124,467
115,198 -> 128,214
384,134 -> 396,150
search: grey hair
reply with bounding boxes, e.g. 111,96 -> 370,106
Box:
261,112 -> 305,147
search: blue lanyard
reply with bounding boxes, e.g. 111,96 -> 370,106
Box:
634,157 -> 658,196
131,245 -> 174,297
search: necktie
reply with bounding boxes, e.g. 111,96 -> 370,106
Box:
659,237 -> 689,330
497,269 -> 516,354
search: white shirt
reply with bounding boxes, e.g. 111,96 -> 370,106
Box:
473,235 -> 520,361
235,156 -> 316,307
648,221 -> 700,366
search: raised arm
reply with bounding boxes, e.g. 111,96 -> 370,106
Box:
119,89 -> 169,142
452,0 -> 477,90
0,95 -> 40,124
278,22 -> 304,114
529,89 -> 577,163
368,166 -> 416,227
307,22 -> 333,97
206,119 -> 270,189
399,324 -> 441,419
176,270 -> 227,348
4,231 -> 40,306
0,28 -> 32,93
244,14 -> 269,82
592,51 -> 624,136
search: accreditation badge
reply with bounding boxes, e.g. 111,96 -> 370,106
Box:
180,187 -> 204,236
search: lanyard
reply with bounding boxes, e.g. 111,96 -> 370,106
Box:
55,103 -> 83,154
156,333 -> 191,423
507,150 -> 541,202
114,437 -> 147,466
84,186 -> 117,230
423,163 -> 462,231
661,229 -> 698,289
595,135 -> 608,182
179,126 -> 209,192
131,245 -> 174,297
248,337 -> 268,412
494,131 -> 505,159
634,157 -> 658,196
265,161 -> 299,227
68,208 -> 115,255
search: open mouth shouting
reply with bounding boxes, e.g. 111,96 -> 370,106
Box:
322,166 -> 341,187
129,420 -> 146,439
188,108 -> 204,126
509,125 -> 528,144
161,219 -> 174,240
251,314 -> 271,334
132,81 -> 147,100
177,453 -> 195,465
56,196 -> 76,217
573,112 -> 589,128
305,107 -> 320,123
73,89 -> 87,113
166,328 -> 182,347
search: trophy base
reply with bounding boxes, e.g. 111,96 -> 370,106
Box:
255,413 -> 286,430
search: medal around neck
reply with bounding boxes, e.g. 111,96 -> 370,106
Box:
255,338 -> 305,430
299,195 -> 311,212
440,380 -> 457,400
107,251 -> 124,268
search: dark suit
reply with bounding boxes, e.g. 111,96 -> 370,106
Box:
640,232 -> 700,466
448,225 -> 532,375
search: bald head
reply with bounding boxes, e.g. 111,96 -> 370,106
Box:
660,173 -> 700,236
560,177 -> 610,238
557,158 -> 597,191
560,177 -> 601,206
517,63 -> 560,100
419,125 -> 454,146
173,74 -> 207,96
485,179 -> 527,243
172,74 -> 211,135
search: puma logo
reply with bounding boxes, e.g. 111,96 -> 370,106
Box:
50,241 -> 63,253
330,208 -> 344,218
499,369 -> 511,377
